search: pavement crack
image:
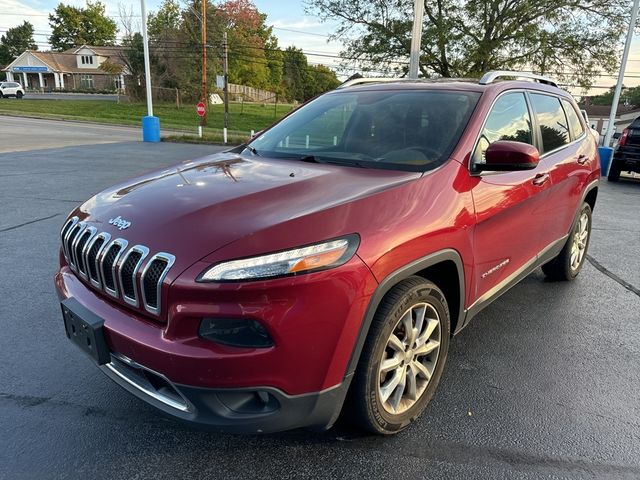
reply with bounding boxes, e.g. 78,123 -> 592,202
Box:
5,195 -> 82,204
586,255 -> 640,298
0,213 -> 61,233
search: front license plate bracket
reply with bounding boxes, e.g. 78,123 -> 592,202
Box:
61,298 -> 111,365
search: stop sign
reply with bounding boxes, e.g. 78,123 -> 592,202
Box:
196,102 -> 206,117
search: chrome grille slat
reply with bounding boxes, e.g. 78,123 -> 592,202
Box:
64,222 -> 82,268
59,219 -> 174,316
141,253 -> 175,315
60,216 -> 78,262
76,227 -> 97,279
102,239 -> 128,297
69,223 -> 88,271
86,232 -> 111,288
119,245 -> 149,307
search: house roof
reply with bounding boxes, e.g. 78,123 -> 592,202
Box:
582,104 -> 640,118
4,46 -> 126,74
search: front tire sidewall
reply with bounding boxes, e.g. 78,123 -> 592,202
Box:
365,282 -> 450,434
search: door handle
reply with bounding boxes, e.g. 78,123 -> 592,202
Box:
532,173 -> 550,186
577,154 -> 589,165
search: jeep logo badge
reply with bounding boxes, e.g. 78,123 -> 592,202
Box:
108,215 -> 132,230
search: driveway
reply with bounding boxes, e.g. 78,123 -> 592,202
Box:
1,118 -> 639,479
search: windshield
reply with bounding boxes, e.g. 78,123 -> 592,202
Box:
248,89 -> 480,171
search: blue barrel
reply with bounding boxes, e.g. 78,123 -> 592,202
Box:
598,146 -> 614,176
142,115 -> 161,143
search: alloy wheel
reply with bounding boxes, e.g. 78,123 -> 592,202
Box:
570,212 -> 589,271
377,302 -> 441,414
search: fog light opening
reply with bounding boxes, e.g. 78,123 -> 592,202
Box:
199,318 -> 274,348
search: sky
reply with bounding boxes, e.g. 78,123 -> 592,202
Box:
0,0 -> 347,70
1,0 -> 640,94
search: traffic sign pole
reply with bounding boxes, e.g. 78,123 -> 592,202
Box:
196,102 -> 206,138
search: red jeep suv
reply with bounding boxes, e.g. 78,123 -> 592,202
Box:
55,71 -> 600,434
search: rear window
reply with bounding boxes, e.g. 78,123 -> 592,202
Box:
530,94 -> 570,153
561,99 -> 585,140
249,90 -> 481,171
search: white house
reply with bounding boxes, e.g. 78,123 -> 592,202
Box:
3,45 -> 127,91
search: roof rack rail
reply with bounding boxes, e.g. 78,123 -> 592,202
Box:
336,78 -> 397,89
479,71 -> 558,88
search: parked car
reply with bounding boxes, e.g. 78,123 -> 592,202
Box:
0,81 -> 25,98
55,71 -> 600,435
608,116 -> 640,181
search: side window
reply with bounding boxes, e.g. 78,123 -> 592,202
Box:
561,99 -> 585,140
473,92 -> 533,163
530,94 -> 570,153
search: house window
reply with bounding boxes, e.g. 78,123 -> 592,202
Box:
80,74 -> 94,89
81,55 -> 94,65
114,77 -> 124,90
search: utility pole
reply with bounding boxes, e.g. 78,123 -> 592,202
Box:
604,0 -> 640,147
140,0 -> 159,142
408,0 -> 425,79
223,30 -> 229,144
200,0 -> 207,129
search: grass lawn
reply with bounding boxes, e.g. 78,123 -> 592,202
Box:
0,99 -> 294,135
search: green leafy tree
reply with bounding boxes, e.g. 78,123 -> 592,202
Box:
308,64 -> 340,97
308,0 -> 628,87
49,1 -> 118,51
0,21 -> 37,66
282,46 -> 311,101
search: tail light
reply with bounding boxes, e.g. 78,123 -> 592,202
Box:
619,128 -> 629,146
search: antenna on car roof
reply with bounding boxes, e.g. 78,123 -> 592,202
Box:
479,71 -> 558,88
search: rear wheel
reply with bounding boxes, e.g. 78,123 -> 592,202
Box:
607,161 -> 621,182
347,276 -> 450,434
542,202 -> 592,281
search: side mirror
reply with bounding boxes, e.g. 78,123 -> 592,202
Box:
475,140 -> 540,172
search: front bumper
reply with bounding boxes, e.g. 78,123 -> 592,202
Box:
55,254 -> 377,432
100,352 -> 349,433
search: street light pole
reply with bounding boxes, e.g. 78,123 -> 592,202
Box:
140,0 -> 160,141
408,0 -> 425,79
603,0 -> 640,147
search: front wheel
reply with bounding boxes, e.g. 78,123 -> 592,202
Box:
347,276 -> 450,434
542,202 -> 592,281
16,91 -> 23,99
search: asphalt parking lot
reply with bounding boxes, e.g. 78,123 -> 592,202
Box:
1,116 -> 639,479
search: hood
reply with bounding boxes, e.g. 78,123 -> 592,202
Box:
74,152 -> 420,270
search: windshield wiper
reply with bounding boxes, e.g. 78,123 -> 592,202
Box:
298,155 -> 367,168
243,144 -> 260,156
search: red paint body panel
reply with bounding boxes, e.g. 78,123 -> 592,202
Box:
55,79 -> 600,418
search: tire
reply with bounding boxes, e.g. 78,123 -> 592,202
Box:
542,202 -> 592,281
16,91 -> 23,99
347,276 -> 450,434
607,160 -> 621,182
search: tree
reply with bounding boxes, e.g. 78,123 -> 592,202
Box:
308,64 -> 340,97
215,0 -> 274,89
282,46 -> 311,101
0,21 -> 38,66
308,0 -> 628,87
49,1 -> 118,51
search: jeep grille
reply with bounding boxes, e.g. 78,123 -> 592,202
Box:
60,217 -> 175,316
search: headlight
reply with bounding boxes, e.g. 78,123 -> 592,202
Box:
198,235 -> 359,282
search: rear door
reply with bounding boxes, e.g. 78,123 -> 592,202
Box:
533,94 -> 593,249
470,91 -> 552,302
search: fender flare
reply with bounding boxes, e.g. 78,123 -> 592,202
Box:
345,248 -> 465,377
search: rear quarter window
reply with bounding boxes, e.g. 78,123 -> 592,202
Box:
561,99 -> 585,140
530,94 -> 570,153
